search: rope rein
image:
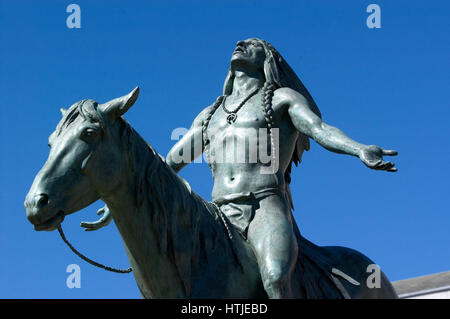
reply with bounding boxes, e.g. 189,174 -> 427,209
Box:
57,225 -> 132,274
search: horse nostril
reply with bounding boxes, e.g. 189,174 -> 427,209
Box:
35,194 -> 49,208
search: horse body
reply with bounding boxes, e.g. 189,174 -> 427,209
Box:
24,88 -> 397,298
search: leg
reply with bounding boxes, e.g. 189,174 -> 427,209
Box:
247,193 -> 298,299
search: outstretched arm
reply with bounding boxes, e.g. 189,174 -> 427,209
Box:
280,88 -> 397,172
165,105 -> 211,173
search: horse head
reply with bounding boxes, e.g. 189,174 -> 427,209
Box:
24,87 -> 139,231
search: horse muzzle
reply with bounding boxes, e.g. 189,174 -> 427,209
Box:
24,193 -> 65,231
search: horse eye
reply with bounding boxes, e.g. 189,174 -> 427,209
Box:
81,127 -> 100,141
85,128 -> 97,135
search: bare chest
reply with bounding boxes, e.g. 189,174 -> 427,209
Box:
207,94 -> 286,138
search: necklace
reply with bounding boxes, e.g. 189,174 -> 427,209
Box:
222,87 -> 261,124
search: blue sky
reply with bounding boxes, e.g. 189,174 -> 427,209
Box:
0,0 -> 449,298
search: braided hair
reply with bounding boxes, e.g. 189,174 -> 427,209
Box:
261,81 -> 279,175
202,95 -> 224,172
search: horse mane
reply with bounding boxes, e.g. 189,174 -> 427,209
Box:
118,117 -> 208,297
55,99 -> 103,136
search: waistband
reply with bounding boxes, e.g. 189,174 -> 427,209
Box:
212,186 -> 285,206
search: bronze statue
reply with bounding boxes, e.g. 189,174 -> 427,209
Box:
25,38 -> 398,298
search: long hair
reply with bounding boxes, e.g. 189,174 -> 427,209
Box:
203,38 -> 321,209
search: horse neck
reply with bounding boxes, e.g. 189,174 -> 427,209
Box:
102,122 -> 189,298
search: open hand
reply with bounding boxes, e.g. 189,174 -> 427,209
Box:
359,145 -> 398,172
80,205 -> 112,231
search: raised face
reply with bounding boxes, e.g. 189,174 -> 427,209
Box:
230,38 -> 266,71
24,88 -> 139,231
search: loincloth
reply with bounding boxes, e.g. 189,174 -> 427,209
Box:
212,187 -> 287,239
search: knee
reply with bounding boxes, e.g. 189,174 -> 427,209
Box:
261,267 -> 294,298
255,238 -> 298,287
261,267 -> 288,289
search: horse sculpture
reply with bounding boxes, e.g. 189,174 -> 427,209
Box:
25,88 -> 398,298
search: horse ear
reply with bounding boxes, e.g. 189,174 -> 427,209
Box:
100,86 -> 140,118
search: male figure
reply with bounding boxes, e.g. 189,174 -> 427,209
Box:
83,38 -> 397,298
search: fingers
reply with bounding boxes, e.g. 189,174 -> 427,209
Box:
382,149 -> 398,156
374,160 -> 397,172
80,221 -> 101,231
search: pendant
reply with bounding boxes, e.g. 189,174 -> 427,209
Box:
226,113 -> 237,124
